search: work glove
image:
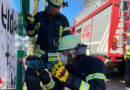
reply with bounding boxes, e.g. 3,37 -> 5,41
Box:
51,61 -> 69,83
26,13 -> 35,24
26,13 -> 40,37
25,55 -> 41,68
26,13 -> 40,28
35,67 -> 55,89
25,55 -> 40,61
25,55 -> 48,68
35,67 -> 50,84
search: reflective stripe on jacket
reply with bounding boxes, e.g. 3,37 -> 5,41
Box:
26,11 -> 71,59
52,55 -> 106,90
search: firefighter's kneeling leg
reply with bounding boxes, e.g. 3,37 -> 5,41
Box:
25,67 -> 42,90
125,59 -> 130,88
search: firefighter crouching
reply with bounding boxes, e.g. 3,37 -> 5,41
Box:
125,26 -> 130,90
25,0 -> 71,89
36,35 -> 106,90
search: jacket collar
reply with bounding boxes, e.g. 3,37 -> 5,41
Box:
44,11 -> 60,19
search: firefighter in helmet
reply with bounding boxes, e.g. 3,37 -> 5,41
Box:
37,35 -> 106,90
25,0 -> 71,89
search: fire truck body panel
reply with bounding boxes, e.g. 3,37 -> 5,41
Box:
72,0 -> 130,69
74,2 -> 113,56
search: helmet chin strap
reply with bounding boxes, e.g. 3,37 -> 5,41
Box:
67,52 -> 73,64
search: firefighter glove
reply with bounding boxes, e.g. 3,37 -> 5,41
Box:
51,61 -> 69,82
25,55 -> 40,61
26,13 -> 35,24
26,22 -> 40,37
34,67 -> 50,84
35,68 -> 55,89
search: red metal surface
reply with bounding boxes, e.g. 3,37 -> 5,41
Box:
108,0 -> 120,57
72,0 -> 113,28
95,56 -> 105,61
71,0 -> 130,61
111,57 -> 116,61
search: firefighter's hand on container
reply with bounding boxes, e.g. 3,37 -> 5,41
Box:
25,55 -> 40,61
26,13 -> 35,24
51,61 -> 69,83
25,55 -> 42,68
26,22 -> 40,37
35,68 -> 52,85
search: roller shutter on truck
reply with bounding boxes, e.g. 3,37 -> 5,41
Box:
72,0 -> 130,72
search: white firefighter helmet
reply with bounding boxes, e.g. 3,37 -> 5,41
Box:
48,0 -> 64,6
58,35 -> 81,51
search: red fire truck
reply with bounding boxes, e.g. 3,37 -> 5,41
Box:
71,0 -> 130,73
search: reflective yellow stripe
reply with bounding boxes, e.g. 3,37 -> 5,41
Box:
28,30 -> 36,35
57,52 -> 61,55
126,45 -> 130,49
79,81 -> 84,90
48,57 -> 58,61
58,26 -> 64,48
48,60 -> 58,61
27,16 -> 35,22
45,78 -> 55,89
79,81 -> 90,90
59,26 -> 63,37
58,26 -> 71,48
48,53 -> 58,57
34,22 -> 40,30
63,27 -> 71,31
35,69 -> 40,76
34,25 -> 38,30
36,44 -> 40,49
34,53 -> 42,58
127,33 -> 130,37
126,87 -> 130,90
34,48 -> 45,58
37,22 -> 40,28
126,45 -> 130,55
35,49 -> 45,55
126,52 -> 130,55
86,73 -> 106,82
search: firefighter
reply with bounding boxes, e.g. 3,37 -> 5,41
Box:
37,35 -> 106,90
25,0 -> 71,89
125,26 -> 130,90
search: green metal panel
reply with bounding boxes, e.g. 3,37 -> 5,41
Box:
17,50 -> 26,57
18,0 -> 30,36
16,60 -> 23,90
16,0 -> 30,90
18,13 -> 23,36
17,50 -> 27,90
22,0 -> 30,34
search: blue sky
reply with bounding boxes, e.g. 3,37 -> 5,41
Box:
10,0 -> 84,27
61,0 -> 83,26
30,0 -> 84,27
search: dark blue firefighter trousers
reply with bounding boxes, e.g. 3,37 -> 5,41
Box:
125,59 -> 130,88
25,67 -> 42,90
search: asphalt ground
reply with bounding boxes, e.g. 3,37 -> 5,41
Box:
106,69 -> 125,90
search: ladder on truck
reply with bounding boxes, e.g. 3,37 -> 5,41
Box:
121,0 -> 130,23
120,0 -> 130,57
